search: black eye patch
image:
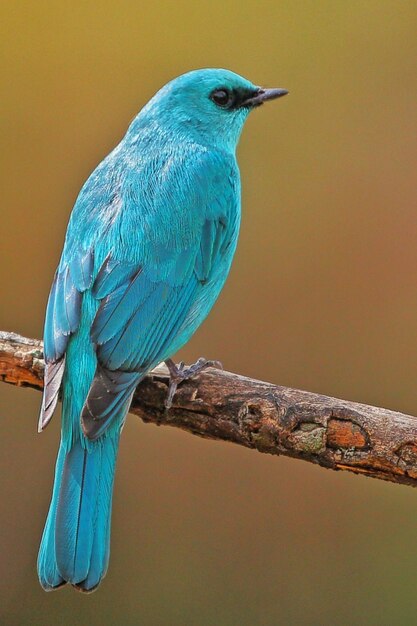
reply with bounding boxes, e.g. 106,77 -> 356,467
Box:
209,87 -> 261,110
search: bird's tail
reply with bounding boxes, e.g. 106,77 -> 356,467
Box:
37,432 -> 120,592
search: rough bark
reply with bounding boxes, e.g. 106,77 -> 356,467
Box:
1,330 -> 417,488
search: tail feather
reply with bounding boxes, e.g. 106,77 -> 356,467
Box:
38,434 -> 119,591
37,444 -> 66,590
74,440 -> 116,591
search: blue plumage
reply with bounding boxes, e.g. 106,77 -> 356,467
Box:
37,68 -> 287,591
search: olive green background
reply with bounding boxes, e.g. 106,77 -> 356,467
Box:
1,2 -> 417,625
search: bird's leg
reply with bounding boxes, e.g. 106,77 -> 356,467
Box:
164,357 -> 223,409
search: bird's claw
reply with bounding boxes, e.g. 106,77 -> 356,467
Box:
164,357 -> 223,409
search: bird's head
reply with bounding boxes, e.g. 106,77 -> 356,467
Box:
128,68 -> 288,152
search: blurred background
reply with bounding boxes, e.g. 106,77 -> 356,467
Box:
1,1 -> 417,624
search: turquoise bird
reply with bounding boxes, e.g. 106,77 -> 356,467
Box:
37,68 -> 288,592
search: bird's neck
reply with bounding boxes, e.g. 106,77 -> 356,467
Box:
125,112 -> 239,156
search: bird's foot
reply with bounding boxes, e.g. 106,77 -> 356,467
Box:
164,357 -> 223,409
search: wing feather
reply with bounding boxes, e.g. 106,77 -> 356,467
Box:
39,250 -> 94,431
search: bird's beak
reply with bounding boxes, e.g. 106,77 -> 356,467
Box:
241,87 -> 289,108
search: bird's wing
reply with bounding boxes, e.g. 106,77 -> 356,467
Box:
39,246 -> 95,430
81,255 -> 201,439
82,150 -> 240,439
39,154 -> 119,432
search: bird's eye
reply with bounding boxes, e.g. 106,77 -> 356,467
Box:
210,88 -> 234,108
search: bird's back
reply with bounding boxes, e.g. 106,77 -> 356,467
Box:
41,133 -> 241,440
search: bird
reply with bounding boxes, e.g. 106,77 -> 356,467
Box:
37,68 -> 288,593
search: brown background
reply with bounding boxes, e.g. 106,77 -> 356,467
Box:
1,2 -> 417,624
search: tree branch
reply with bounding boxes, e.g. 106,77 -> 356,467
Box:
1,330 -> 417,488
